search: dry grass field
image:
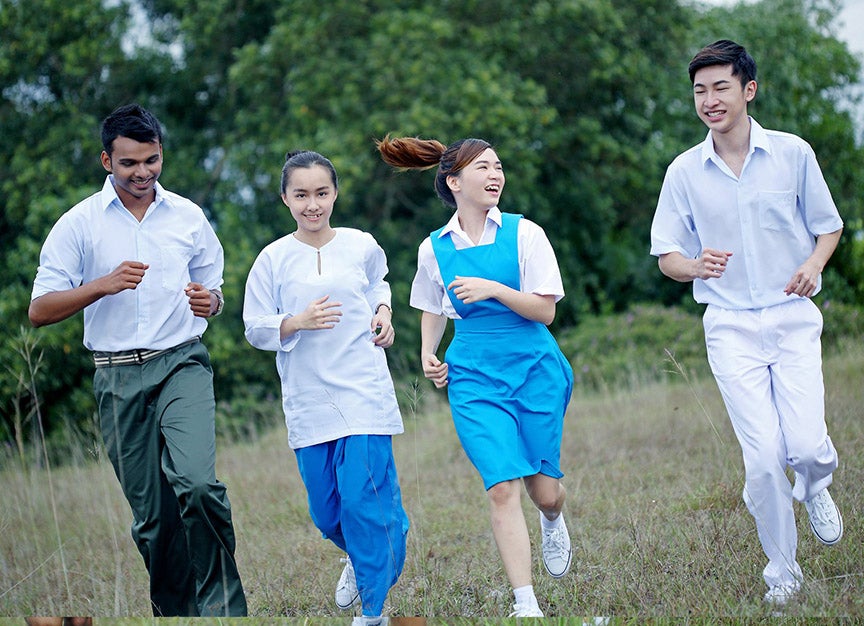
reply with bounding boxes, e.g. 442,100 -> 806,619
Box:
1,350 -> 862,623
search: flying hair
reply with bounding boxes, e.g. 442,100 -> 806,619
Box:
376,134 -> 492,208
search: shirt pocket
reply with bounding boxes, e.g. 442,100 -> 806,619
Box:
758,190 -> 797,232
160,246 -> 191,291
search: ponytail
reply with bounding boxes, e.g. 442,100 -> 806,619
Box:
376,134 -> 492,208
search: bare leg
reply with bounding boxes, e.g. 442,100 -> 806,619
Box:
524,473 -> 566,520
488,478 -> 532,588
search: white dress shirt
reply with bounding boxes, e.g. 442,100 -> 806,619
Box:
31,176 -> 224,351
651,118 -> 843,310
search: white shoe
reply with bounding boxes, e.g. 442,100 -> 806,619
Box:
763,580 -> 801,606
509,602 -> 545,617
351,618 -> 388,626
335,556 -> 360,610
804,488 -> 843,545
540,512 -> 572,578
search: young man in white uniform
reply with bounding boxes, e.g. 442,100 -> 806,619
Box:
650,40 -> 843,606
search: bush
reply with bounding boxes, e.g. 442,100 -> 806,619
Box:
558,300 -> 864,395
557,303 -> 710,393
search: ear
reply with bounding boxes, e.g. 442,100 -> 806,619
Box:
100,150 -> 112,173
280,192 -> 291,207
446,174 -> 460,193
744,80 -> 757,103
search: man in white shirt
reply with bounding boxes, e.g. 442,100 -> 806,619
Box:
29,104 -> 246,616
650,40 -> 843,607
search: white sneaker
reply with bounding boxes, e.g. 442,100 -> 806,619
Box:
804,488 -> 843,545
335,556 -> 360,610
763,580 -> 801,606
540,512 -> 572,578
509,602 -> 545,617
351,618 -> 389,626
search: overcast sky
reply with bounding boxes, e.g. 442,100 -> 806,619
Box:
697,0 -> 863,54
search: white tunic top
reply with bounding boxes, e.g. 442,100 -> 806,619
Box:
410,207 -> 565,317
243,228 -> 403,449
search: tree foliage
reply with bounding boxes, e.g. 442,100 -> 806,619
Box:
1,0 -> 861,457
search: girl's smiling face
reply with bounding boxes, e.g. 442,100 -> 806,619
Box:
448,147 -> 505,210
281,164 -> 337,243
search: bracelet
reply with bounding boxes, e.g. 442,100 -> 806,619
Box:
375,303 -> 392,315
212,290 -> 225,316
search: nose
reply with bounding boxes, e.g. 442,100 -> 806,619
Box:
705,90 -> 721,107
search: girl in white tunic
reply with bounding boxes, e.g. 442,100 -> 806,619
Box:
243,151 -> 408,625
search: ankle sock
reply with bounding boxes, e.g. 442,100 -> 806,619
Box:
513,584 -> 538,607
540,511 -> 563,531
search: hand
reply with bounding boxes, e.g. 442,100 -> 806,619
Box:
103,261 -> 149,294
296,295 -> 343,330
447,275 -> 499,303
185,282 -> 215,318
696,248 -> 732,280
371,305 -> 395,348
422,353 -> 448,388
785,261 -> 820,297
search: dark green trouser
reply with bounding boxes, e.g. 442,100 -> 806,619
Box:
94,341 -> 247,617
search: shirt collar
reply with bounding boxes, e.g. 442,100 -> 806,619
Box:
437,206 -> 502,238
100,175 -> 166,212
699,116 -> 771,165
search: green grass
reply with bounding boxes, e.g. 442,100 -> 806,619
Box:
1,350 -> 862,622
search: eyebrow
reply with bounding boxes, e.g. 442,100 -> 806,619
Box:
291,185 -> 332,193
473,159 -> 502,166
693,79 -> 733,89
117,153 -> 160,163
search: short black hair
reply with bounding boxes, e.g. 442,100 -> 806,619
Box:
100,103 -> 163,155
688,39 -> 757,86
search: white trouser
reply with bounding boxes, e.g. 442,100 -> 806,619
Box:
703,298 -> 838,588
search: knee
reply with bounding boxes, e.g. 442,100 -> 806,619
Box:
179,477 -> 226,512
487,480 -> 521,508
786,437 -> 833,469
533,486 -> 564,513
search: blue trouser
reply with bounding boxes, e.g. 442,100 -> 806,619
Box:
94,341 -> 247,616
295,435 -> 409,616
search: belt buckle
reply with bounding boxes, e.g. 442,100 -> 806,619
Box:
134,349 -> 145,364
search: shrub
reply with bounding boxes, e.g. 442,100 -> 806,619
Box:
557,303 -> 710,393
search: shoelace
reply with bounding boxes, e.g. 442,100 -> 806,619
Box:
808,492 -> 836,522
542,526 -> 569,552
337,556 -> 357,593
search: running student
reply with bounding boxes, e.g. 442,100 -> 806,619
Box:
28,103 -> 246,616
243,150 -> 409,626
650,40 -> 843,606
377,135 -> 574,618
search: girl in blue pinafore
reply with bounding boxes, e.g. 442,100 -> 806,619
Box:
378,135 -> 574,618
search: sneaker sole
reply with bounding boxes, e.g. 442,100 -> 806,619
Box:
542,550 -> 572,578
336,594 -> 360,610
810,510 -> 843,546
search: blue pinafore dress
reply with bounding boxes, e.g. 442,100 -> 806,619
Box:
430,212 -> 574,490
